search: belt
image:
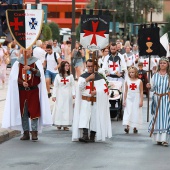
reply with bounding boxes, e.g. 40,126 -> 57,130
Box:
18,86 -> 38,91
82,95 -> 96,102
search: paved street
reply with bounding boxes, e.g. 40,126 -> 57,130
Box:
0,69 -> 169,170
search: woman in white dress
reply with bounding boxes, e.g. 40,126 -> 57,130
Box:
52,61 -> 75,130
123,66 -> 143,133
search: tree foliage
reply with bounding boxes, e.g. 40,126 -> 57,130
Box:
42,24 -> 52,41
163,14 -> 170,38
48,22 -> 60,41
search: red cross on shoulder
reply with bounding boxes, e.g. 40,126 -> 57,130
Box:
61,78 -> 69,85
129,83 -> 137,90
109,62 -> 118,71
86,82 -> 96,94
143,60 -> 148,67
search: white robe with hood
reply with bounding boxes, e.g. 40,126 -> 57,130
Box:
1,59 -> 52,132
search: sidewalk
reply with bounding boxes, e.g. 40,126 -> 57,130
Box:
0,68 -> 20,144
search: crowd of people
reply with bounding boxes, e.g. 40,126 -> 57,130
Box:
0,38 -> 170,147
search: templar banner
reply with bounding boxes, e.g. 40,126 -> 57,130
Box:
80,14 -> 110,51
6,9 -> 44,49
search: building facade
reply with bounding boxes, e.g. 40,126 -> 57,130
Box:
25,0 -> 89,28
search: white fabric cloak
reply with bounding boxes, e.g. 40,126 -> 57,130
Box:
1,60 -> 52,132
72,76 -> 112,142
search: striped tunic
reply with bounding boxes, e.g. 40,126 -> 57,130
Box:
148,73 -> 170,136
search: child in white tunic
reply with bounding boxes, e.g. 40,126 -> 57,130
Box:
123,66 -> 143,133
52,61 -> 75,131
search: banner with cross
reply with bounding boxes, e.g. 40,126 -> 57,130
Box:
6,9 -> 44,49
80,13 -> 110,51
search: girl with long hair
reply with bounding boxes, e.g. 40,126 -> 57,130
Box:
52,61 -> 75,131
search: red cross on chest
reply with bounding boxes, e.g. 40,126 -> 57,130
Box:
129,83 -> 137,90
138,74 -> 143,79
104,84 -> 109,94
61,78 -> 69,85
109,62 -> 118,71
143,60 -> 148,67
86,82 -> 96,94
9,17 -> 23,31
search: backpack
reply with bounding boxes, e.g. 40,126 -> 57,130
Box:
45,52 -> 58,65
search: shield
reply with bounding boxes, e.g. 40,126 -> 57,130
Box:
22,69 -> 32,81
80,14 -> 110,52
6,9 -> 44,49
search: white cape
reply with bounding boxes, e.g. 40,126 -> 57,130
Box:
72,77 -> 112,142
1,60 -> 52,132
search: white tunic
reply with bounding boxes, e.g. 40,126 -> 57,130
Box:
72,74 -> 112,141
52,74 -> 75,126
123,79 -> 143,128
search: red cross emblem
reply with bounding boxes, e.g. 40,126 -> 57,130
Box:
86,82 -> 96,94
143,60 -> 148,67
61,78 -> 69,85
109,62 -> 118,71
104,84 -> 109,94
138,74 -> 143,79
129,83 -> 137,90
83,21 -> 106,45
9,17 -> 23,31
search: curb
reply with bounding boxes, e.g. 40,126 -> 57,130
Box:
0,129 -> 21,144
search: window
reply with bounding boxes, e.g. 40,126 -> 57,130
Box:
47,12 -> 60,18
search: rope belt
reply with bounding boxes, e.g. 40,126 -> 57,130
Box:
82,95 -> 96,102
150,92 -> 170,137
18,86 -> 38,91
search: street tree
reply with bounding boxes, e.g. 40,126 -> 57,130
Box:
42,24 -> 52,41
48,22 -> 60,41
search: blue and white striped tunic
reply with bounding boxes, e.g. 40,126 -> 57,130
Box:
148,73 -> 170,138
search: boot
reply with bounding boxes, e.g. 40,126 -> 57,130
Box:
89,131 -> 96,142
79,128 -> 89,143
31,131 -> 38,141
20,131 -> 30,140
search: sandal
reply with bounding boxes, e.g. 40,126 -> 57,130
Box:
157,142 -> 162,145
162,142 -> 168,147
133,128 -> 138,134
124,128 -> 129,134
63,127 -> 69,131
57,127 -> 61,130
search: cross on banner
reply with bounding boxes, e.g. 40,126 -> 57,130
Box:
83,21 -> 106,45
9,17 -> 23,31
86,82 -> 96,94
109,62 -> 118,71
61,78 -> 69,85
129,83 -> 137,90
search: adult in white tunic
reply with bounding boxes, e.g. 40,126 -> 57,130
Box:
52,61 -> 75,131
72,59 -> 112,142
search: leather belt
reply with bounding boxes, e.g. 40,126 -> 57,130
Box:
18,86 -> 38,91
82,95 -> 96,102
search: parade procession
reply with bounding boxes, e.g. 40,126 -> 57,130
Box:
0,0 -> 170,170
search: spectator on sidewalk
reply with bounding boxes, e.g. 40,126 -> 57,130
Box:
1,48 -> 52,141
44,44 -> 61,98
33,40 -> 46,64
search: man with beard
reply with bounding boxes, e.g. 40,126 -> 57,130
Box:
103,42 -> 127,82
